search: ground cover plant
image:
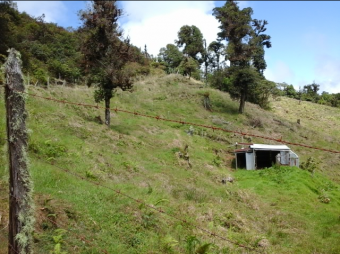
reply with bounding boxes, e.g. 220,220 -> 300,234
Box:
0,74 -> 340,253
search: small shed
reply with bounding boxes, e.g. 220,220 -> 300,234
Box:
234,143 -> 299,170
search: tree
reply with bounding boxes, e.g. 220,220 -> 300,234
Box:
175,25 -> 205,63
208,40 -> 225,71
0,0 -> 19,57
284,84 -> 297,98
227,66 -> 261,113
213,0 -> 254,67
248,79 -> 277,109
79,0 -> 133,126
251,19 -> 271,75
207,40 -> 225,89
201,39 -> 215,86
213,0 -> 272,113
302,81 -> 320,102
158,44 -> 183,73
178,55 -> 199,80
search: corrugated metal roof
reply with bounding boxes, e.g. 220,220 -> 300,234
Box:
250,144 -> 290,150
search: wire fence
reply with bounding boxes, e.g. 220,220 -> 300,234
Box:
0,152 -> 257,251
10,87 -> 340,155
1,193 -> 101,253
1,85 -> 339,253
41,157 -> 256,251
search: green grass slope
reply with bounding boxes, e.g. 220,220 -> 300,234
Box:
0,74 -> 339,254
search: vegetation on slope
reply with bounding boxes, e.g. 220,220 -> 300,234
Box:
1,74 -> 340,253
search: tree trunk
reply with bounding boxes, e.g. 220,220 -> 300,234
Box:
5,48 -> 35,254
204,63 -> 208,87
105,97 -> 110,126
239,91 -> 246,114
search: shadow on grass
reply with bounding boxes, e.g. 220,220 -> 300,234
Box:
211,98 -> 239,115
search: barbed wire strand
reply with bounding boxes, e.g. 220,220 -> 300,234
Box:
42,159 -> 256,251
1,87 -> 336,251
10,87 -> 340,155
0,146 -> 256,251
0,233 -> 20,254
0,222 -> 8,232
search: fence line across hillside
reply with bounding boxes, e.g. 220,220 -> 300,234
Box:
2,86 -> 337,252
9,86 -> 340,155
38,157 -> 256,251
0,133 -> 256,251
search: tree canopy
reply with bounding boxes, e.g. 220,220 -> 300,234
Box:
175,25 -> 205,63
158,44 -> 183,74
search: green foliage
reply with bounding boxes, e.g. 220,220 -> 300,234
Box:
80,0 -> 139,125
33,68 -> 48,84
175,25 -> 205,63
227,66 -> 262,113
185,236 -> 212,254
284,84 -> 298,98
158,44 -> 183,74
208,40 -> 225,71
51,229 -> 67,254
0,2 -> 82,83
185,235 -> 200,254
161,234 -> 178,253
251,19 -> 272,75
213,0 -> 272,113
1,72 -> 340,253
29,139 -> 67,159
248,79 -> 277,109
178,56 -> 200,80
301,82 -> 320,102
300,156 -> 319,176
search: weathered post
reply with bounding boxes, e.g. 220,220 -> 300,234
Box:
5,48 -> 35,254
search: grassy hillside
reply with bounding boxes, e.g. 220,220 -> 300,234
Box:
1,74 -> 340,253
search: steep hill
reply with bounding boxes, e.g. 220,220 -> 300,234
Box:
0,74 -> 339,253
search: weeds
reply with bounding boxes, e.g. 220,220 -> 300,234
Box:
51,229 -> 67,254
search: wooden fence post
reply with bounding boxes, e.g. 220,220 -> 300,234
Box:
5,48 -> 35,254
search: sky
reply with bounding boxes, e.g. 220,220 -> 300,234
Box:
15,1 -> 340,94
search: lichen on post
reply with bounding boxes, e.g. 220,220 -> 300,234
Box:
5,48 -> 35,254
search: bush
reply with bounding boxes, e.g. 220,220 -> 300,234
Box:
300,157 -> 319,176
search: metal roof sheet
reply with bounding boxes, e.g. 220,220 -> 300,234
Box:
250,144 -> 290,150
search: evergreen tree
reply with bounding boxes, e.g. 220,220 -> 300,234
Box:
158,44 -> 183,73
251,19 -> 271,75
213,0 -> 272,113
175,25 -> 205,63
178,55 -> 199,80
208,40 -> 225,71
79,0 -> 133,126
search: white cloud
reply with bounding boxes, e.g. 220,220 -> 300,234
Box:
264,61 -> 296,85
314,54 -> 340,93
119,1 -> 220,57
16,1 -> 67,23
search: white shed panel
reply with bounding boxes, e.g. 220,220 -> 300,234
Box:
289,151 -> 299,167
280,151 -> 290,165
250,144 -> 290,150
246,152 -> 255,170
